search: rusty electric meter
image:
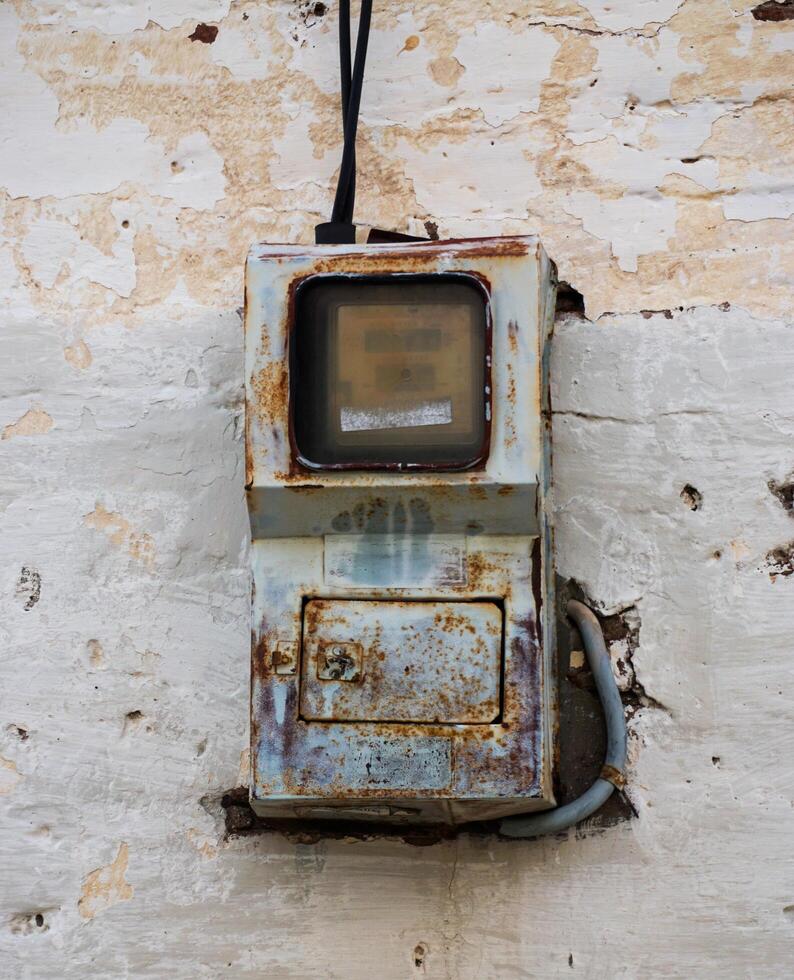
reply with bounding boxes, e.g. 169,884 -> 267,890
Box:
245,237 -> 558,826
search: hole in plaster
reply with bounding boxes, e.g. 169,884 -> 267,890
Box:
16,567 -> 41,611
214,787 -> 521,844
170,161 -> 184,174
121,220 -> 130,229
565,580 -> 667,717
7,724 -> 29,741
413,943 -> 428,970
423,220 -> 439,240
8,911 -> 51,935
188,23 -> 219,43
555,282 -> 585,319
712,549 -> 723,560
122,710 -> 145,736
711,756 -> 721,767
769,476 -> 794,513
296,1 -> 327,28
569,954 -> 574,967
765,541 -> 794,580
752,1 -> 794,21
680,484 -> 703,511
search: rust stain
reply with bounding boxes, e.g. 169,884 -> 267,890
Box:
507,318 -> 519,356
251,361 -> 288,431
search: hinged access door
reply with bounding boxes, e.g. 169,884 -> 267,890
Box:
299,599 -> 503,724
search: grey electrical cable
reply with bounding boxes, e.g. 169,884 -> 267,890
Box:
498,599 -> 628,839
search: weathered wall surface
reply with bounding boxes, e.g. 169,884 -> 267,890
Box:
2,1 -> 793,977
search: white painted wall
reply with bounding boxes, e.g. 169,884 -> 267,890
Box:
2,1 -> 793,977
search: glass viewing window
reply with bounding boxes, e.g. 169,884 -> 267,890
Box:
290,275 -> 490,469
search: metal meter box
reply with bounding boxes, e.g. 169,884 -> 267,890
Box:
245,236 -> 557,825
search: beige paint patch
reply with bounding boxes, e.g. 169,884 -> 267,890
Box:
87,639 -> 106,668
83,504 -> 155,569
2,406 -> 53,440
64,340 -> 93,370
237,746 -> 250,785
186,829 -> 218,860
3,0 -> 792,324
78,843 -> 133,920
428,56 -> 464,88
0,756 -> 22,796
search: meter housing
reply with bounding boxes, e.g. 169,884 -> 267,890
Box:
245,236 -> 557,825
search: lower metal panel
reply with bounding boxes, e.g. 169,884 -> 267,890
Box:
250,535 -> 554,825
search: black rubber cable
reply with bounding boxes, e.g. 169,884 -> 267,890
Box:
330,0 -> 373,226
336,0 -> 355,223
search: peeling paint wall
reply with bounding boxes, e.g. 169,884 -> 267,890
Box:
1,1 -> 793,977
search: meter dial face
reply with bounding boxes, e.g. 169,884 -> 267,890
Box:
291,276 -> 490,469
